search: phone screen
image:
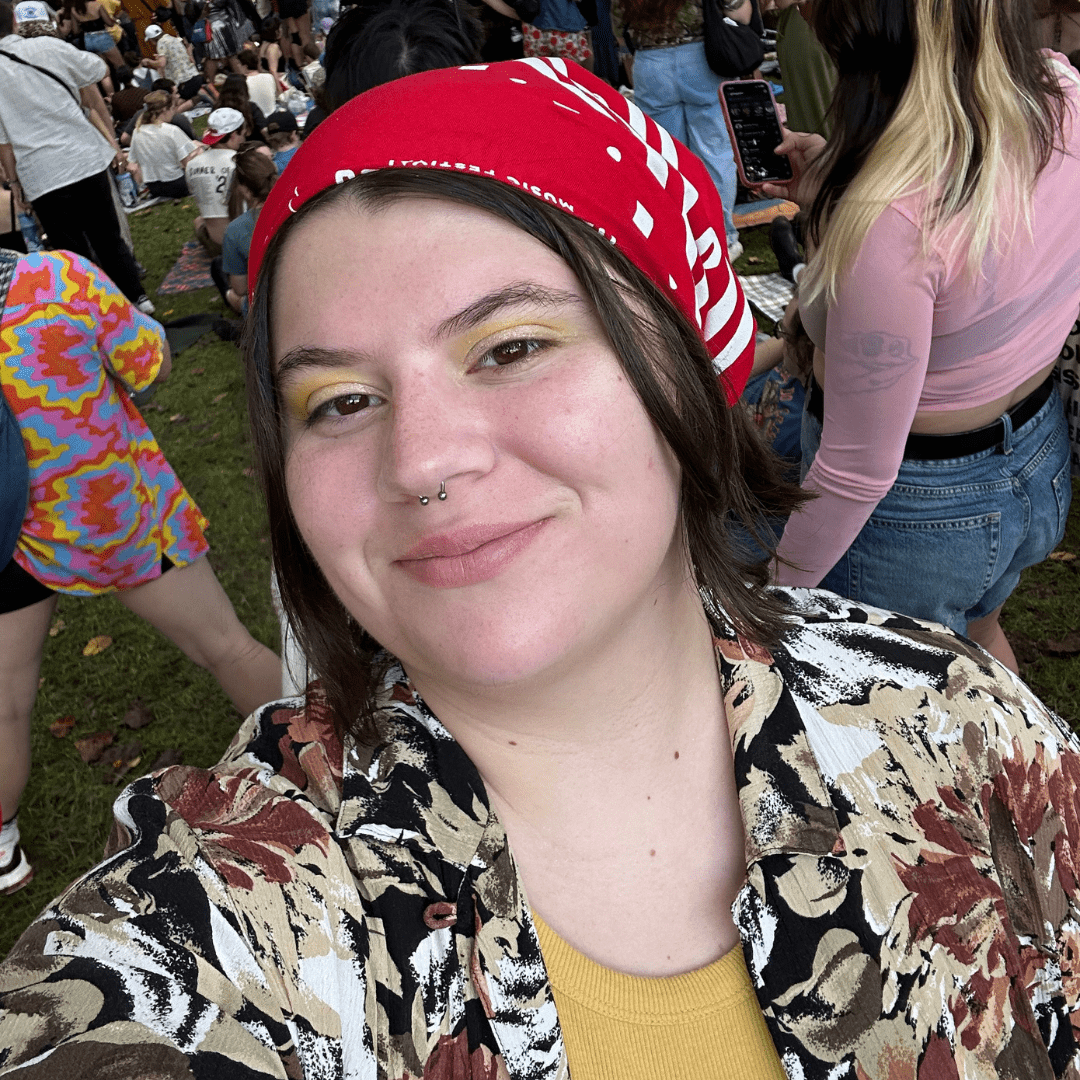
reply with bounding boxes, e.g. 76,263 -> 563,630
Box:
721,80 -> 793,186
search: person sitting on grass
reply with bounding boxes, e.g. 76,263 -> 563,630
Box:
265,108 -> 300,173
127,88 -> 203,199
238,45 -> 279,115
210,144 -> 276,313
0,247 -> 282,898
186,106 -> 244,255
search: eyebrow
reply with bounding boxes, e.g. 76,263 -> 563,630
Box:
431,281 -> 585,341
275,281 -> 586,383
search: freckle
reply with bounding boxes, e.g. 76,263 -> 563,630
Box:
650,849 -> 656,856
509,740 -> 517,746
647,795 -> 651,800
674,750 -> 679,760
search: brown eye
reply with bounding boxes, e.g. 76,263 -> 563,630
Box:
307,391 -> 383,425
474,338 -> 549,371
491,340 -> 534,365
334,394 -> 370,415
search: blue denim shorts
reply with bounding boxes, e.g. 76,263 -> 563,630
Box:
800,387 -> 1072,633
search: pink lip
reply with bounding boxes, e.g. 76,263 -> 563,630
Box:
395,519 -> 550,588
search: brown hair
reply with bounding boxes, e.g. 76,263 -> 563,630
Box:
228,146 -> 277,216
244,170 -> 808,744
136,89 -> 172,127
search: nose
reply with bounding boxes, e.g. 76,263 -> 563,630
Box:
377,368 -> 496,506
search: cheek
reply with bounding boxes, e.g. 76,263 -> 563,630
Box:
283,435 -> 377,567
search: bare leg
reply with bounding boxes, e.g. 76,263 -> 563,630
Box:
0,595 -> 57,822
966,604 -> 1019,673
117,555 -> 281,716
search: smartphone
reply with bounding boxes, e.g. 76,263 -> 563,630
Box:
719,79 -> 794,188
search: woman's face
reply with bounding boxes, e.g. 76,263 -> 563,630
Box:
272,197 -> 687,690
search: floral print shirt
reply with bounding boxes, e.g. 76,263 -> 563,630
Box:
0,250 -> 208,594
1,590 -> 1079,1079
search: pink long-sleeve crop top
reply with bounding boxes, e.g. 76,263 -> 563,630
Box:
775,54 -> 1080,588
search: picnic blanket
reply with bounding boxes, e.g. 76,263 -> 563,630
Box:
738,272 -> 796,325
157,239 -> 216,295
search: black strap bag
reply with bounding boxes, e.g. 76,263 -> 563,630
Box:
702,0 -> 765,79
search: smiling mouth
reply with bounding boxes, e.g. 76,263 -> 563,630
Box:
395,519 -> 550,588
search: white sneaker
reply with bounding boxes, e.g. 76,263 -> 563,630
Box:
0,845 -> 33,895
727,240 -> 744,264
135,294 -> 156,315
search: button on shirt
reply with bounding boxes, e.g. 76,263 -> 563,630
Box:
0,34 -> 114,202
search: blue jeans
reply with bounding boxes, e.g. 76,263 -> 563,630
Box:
632,42 -> 738,246
800,388 -> 1072,633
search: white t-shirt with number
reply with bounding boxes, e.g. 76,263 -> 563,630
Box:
185,145 -> 236,219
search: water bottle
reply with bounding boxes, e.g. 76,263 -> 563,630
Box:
116,171 -> 138,208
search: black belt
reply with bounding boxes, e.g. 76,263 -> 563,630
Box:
806,373 -> 1057,460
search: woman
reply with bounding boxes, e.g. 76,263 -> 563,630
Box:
211,143 -> 275,312
0,248 -> 281,896
769,0 -> 1080,672
58,0 -> 125,75
1,61 -> 1079,1080
127,88 -> 203,198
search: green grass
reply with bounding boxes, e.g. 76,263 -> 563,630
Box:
2,209 -> 1078,958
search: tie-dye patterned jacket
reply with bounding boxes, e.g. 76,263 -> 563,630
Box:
2,591 -> 1079,1079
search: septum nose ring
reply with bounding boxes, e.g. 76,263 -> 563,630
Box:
418,481 -> 447,506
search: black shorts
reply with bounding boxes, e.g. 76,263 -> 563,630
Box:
178,73 -> 206,100
147,176 -> 190,199
0,554 -> 176,616
279,0 -> 308,20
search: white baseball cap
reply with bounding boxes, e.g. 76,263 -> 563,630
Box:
202,107 -> 246,145
144,23 -> 163,40
14,1 -> 50,22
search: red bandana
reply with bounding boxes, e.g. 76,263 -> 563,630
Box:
250,58 -> 754,402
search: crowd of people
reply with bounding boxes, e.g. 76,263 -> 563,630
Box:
2,0 -> 1080,1077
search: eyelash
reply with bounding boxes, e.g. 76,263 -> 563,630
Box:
471,336 -> 551,370
302,336 -> 553,427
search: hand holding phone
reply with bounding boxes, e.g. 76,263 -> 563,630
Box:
759,129 -> 828,206
719,79 -> 793,188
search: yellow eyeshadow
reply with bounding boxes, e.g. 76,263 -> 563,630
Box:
284,372 -> 372,419
461,317 -> 577,358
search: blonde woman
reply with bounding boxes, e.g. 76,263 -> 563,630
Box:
128,89 -> 203,199
768,0 -> 1080,671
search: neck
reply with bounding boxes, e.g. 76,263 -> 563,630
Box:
408,567 -> 726,834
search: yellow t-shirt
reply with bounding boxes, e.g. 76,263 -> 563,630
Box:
533,911 -> 786,1080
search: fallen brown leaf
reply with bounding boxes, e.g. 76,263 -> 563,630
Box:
191,367 -> 205,375
1049,550 -> 1077,562
169,413 -> 188,424
38,676 -> 45,689
746,256 -> 761,264
75,730 -> 114,764
242,467 -> 255,478
210,432 -> 221,440
82,635 -> 113,656
122,698 -> 155,730
101,740 -> 144,785
148,748 -> 184,771
48,617 -> 66,637
1044,632 -> 1080,656
162,309 -> 174,318
212,392 -> 227,403
49,714 -> 76,738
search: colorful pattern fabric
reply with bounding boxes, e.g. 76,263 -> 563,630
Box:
2,592 -> 1079,1078
248,58 -> 756,404
522,25 -> 593,64
0,250 -> 208,594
